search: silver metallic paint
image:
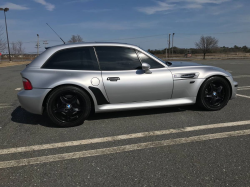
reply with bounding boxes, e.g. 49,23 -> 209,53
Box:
141,63 -> 152,74
172,79 -> 205,99
17,42 -> 237,115
17,89 -> 51,114
20,68 -> 108,106
101,68 -> 173,104
96,97 -> 196,112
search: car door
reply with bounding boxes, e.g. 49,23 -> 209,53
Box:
95,46 -> 173,104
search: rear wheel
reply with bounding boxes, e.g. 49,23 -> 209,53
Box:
197,76 -> 231,111
46,86 -> 91,127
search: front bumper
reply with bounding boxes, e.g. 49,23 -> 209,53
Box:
226,76 -> 238,99
231,81 -> 238,99
17,89 -> 51,115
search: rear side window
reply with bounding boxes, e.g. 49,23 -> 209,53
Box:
42,47 -> 99,70
95,46 -> 142,71
137,51 -> 164,69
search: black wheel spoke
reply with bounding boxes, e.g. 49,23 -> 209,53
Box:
205,95 -> 212,98
217,86 -> 223,93
68,96 -> 77,104
206,88 -> 212,94
53,107 -> 65,113
217,92 -> 223,97
66,112 -> 71,121
60,96 -> 67,104
217,97 -> 222,100
210,97 -> 217,105
52,91 -> 85,123
209,83 -> 214,90
73,107 -> 83,112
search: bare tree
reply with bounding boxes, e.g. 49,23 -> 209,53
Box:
195,36 -> 218,59
11,42 -> 18,54
16,41 -> 25,54
0,26 -> 6,52
10,41 -> 25,55
68,35 -> 83,43
10,42 -> 17,54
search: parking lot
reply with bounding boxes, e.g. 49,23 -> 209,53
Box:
0,59 -> 250,186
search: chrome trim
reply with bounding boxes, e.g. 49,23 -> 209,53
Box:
93,46 -> 101,70
173,72 -> 200,80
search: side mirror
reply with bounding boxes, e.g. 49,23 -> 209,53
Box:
142,63 -> 152,74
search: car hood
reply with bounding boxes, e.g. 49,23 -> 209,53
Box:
168,61 -> 205,67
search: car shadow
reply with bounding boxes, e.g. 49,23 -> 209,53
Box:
11,106 -> 58,128
11,105 -> 203,127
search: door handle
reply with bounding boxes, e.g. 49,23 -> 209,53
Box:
107,77 -> 120,81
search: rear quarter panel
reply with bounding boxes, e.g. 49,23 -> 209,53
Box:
21,67 -> 108,106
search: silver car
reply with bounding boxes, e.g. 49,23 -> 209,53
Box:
17,42 -> 238,127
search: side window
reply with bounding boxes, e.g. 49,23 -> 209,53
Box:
137,51 -> 164,69
42,47 -> 99,70
95,46 -> 142,71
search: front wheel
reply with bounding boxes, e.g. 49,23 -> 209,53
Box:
46,86 -> 91,127
197,76 -> 231,111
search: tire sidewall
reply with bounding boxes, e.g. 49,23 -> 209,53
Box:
46,86 -> 91,127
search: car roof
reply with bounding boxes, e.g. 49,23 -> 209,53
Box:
46,42 -> 140,50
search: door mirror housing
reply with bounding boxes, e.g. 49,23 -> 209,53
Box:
142,63 -> 152,74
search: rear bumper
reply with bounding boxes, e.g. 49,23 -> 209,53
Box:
17,89 -> 51,115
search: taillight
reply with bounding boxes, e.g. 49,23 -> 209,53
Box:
22,78 -> 33,90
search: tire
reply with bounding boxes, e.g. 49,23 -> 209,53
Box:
197,76 -> 231,111
46,86 -> 91,127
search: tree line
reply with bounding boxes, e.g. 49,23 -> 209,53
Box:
149,35 -> 249,59
148,45 -> 250,55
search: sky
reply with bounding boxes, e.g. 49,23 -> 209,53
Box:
0,0 -> 250,53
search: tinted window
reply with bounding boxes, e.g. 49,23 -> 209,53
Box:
137,51 -> 164,69
95,47 -> 142,71
42,47 -> 99,70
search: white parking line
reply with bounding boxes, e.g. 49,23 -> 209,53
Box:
238,86 -> 250,89
0,129 -> 250,169
238,88 -> 250,91
237,94 -> 250,99
1,120 -> 250,155
0,103 -> 12,109
233,75 -> 250,78
237,86 -> 250,91
0,106 -> 12,109
15,88 -> 22,91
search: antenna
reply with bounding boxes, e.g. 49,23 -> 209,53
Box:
46,23 -> 65,44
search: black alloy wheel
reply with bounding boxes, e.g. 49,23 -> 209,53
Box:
53,92 -> 84,122
198,76 -> 231,111
204,82 -> 225,107
46,86 -> 91,127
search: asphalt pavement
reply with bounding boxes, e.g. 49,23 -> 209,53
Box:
0,59 -> 250,187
